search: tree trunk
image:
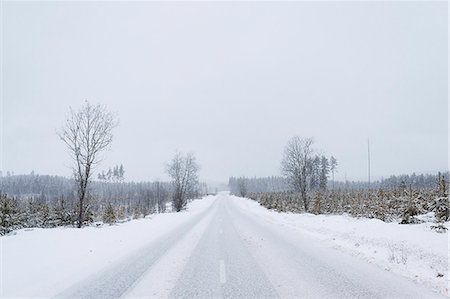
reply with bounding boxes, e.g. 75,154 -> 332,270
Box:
77,196 -> 83,228
77,179 -> 87,228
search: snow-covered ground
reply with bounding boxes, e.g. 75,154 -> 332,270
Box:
1,193 -> 447,298
231,195 -> 449,297
0,195 -> 217,298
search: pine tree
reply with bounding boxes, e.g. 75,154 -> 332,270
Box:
113,166 -> 119,182
0,194 -> 20,235
103,203 -> 116,225
119,165 -> 125,182
26,198 -> 40,227
38,201 -> 51,227
319,156 -> 329,191
310,156 -> 321,190
117,206 -> 127,221
431,197 -> 449,222
133,206 -> 141,219
430,174 -> 449,232
312,193 -> 322,215
53,196 -> 72,226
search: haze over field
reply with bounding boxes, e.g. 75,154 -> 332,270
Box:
2,1 -> 448,182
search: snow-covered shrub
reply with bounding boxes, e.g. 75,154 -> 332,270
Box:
430,197 -> 449,233
429,174 -> 449,233
132,207 -> 142,219
53,197 -> 73,226
312,193 -> 322,215
117,206 -> 127,221
0,194 -> 22,235
37,201 -> 52,227
400,200 -> 422,224
430,197 -> 449,223
102,203 -> 116,225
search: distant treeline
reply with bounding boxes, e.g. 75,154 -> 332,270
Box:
0,172 -> 173,204
229,172 -> 449,195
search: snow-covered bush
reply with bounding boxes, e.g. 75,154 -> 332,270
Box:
429,174 -> 449,233
430,197 -> 449,223
53,197 -> 73,226
400,205 -> 420,224
102,203 -> 117,225
0,194 -> 22,235
430,197 -> 449,233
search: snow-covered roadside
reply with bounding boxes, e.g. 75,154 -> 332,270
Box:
0,196 -> 217,298
230,196 -> 449,297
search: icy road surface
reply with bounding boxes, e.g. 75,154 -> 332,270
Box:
53,193 -> 445,299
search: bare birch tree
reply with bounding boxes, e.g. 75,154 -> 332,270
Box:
58,101 -> 117,228
281,136 -> 315,211
166,152 -> 200,212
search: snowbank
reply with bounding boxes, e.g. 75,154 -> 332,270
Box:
0,196 -> 216,298
231,196 -> 449,297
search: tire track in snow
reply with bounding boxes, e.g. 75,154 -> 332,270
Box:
55,198 -> 219,299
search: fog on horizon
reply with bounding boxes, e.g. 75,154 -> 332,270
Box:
1,1 -> 448,184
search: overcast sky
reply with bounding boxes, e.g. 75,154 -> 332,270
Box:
2,1 -> 448,183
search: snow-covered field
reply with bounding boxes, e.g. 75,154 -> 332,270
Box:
0,196 -> 217,298
231,195 -> 449,297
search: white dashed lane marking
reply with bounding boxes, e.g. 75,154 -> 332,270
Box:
219,260 -> 226,284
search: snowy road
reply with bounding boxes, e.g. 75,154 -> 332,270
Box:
52,193 -> 445,299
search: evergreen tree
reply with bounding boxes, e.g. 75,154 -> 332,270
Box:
0,194 -> 20,235
430,197 -> 449,223
26,198 -> 40,227
113,166 -> 119,182
310,156 -> 321,190
37,201 -> 51,227
117,206 -> 127,220
430,173 -> 449,232
103,203 -> 116,225
319,156 -> 329,191
53,196 -> 72,226
119,165 -> 125,181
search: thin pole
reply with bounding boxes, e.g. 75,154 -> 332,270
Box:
368,139 -> 371,188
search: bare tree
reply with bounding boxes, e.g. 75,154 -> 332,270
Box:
281,137 -> 315,211
166,152 -> 200,212
58,101 -> 117,228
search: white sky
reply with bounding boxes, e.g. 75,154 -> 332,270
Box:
1,1 -> 448,183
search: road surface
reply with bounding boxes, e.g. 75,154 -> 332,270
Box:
57,193 -> 445,299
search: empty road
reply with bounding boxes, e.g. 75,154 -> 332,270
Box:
57,193 -> 444,299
